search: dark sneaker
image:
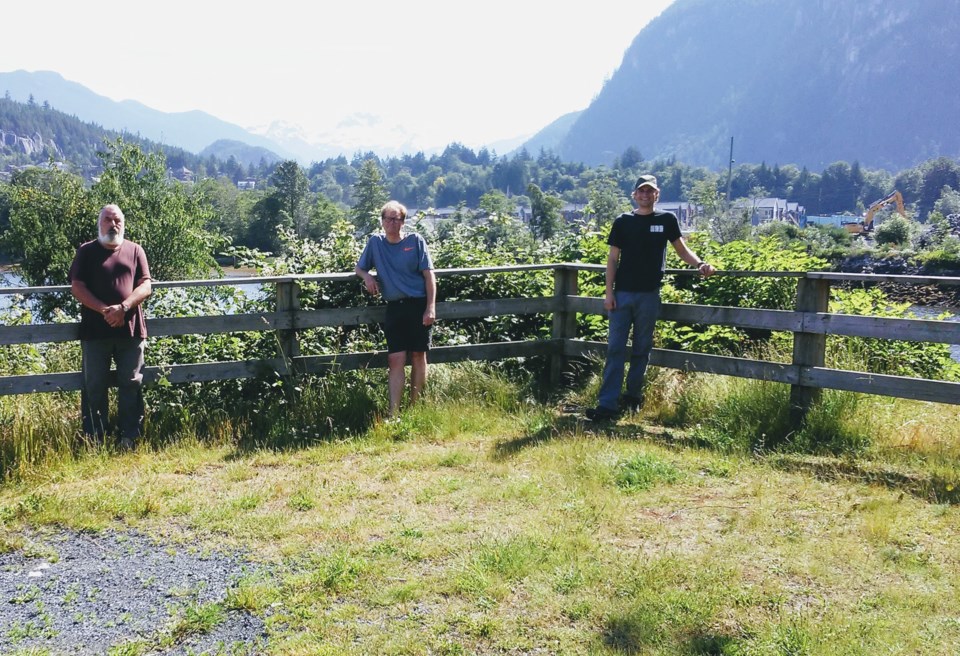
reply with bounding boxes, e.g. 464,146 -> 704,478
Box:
584,406 -> 620,421
620,394 -> 644,413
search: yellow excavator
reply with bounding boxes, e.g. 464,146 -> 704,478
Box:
843,191 -> 906,235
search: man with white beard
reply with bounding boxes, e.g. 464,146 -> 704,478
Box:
69,204 -> 152,449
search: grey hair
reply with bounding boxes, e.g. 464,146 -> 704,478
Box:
98,204 -> 124,222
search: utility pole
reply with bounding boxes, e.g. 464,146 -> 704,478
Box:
725,136 -> 735,204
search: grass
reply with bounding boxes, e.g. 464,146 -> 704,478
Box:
0,363 -> 958,653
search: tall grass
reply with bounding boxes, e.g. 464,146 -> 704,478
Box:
1,355 -> 957,485
0,360 -> 532,481
0,392 -> 84,480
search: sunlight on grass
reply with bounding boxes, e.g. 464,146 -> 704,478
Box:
0,362 -> 958,653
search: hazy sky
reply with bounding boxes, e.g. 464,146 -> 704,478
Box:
3,1 -> 674,149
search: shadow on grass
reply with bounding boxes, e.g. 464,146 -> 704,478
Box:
602,614 -> 739,655
601,613 -> 655,654
491,411 -> 684,461
768,453 -> 960,504
491,413 -> 583,460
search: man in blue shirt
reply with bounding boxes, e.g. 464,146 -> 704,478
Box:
356,201 -> 437,417
586,175 -> 715,421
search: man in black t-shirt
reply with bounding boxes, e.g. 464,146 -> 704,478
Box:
586,175 -> 716,421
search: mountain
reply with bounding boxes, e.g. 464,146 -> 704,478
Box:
0,70 -> 290,160
512,111 -> 582,156
199,140 -> 283,169
0,70 -> 476,163
549,0 -> 960,171
0,95 -> 208,175
251,114 -> 452,162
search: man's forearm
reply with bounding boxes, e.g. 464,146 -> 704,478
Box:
424,270 -> 436,307
123,280 -> 152,310
605,248 -> 619,295
71,280 -> 108,313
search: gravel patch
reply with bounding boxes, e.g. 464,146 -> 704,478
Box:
0,528 -> 268,655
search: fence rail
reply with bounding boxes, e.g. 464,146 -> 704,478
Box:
1,265 -> 959,414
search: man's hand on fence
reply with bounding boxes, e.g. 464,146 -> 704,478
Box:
362,276 -> 380,297
697,262 -> 716,277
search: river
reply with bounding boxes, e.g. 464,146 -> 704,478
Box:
0,266 -> 262,314
909,304 -> 960,362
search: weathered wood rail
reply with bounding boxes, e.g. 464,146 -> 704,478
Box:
1,265 -> 959,417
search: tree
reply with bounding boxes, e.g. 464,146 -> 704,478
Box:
270,160 -> 309,236
1,167 -> 94,286
526,183 -> 563,240
389,170 -> 417,207
689,176 -> 724,231
478,190 -> 515,219
819,161 -> 857,214
89,138 -> 220,281
746,185 -> 770,225
307,193 -> 347,239
918,158 -> 960,219
247,195 -> 286,253
690,176 -> 749,244
491,156 -> 529,196
351,159 -> 389,235
874,216 -> 913,246
616,146 -> 643,170
791,167 -> 822,215
195,176 -> 260,248
585,175 -> 627,226
933,186 -> 960,217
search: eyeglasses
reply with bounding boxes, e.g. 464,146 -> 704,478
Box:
383,215 -> 405,223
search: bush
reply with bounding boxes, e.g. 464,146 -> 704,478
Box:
874,216 -> 913,246
915,235 -> 960,271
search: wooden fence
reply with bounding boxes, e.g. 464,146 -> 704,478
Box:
1,265 -> 959,418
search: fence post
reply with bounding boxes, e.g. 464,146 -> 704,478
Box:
276,279 -> 301,374
550,265 -> 579,388
789,275 -> 830,424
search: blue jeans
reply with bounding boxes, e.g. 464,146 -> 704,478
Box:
597,291 -> 661,411
81,338 -> 146,440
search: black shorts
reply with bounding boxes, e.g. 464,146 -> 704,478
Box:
384,297 -> 432,354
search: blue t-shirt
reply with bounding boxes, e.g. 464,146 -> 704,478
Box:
356,232 -> 434,301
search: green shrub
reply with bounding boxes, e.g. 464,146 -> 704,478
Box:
874,216 -> 914,246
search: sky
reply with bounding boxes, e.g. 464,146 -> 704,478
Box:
2,0 -> 674,151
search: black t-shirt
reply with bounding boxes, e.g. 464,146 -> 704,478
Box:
607,210 -> 682,292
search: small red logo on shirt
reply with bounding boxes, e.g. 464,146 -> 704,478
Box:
404,247 -> 414,251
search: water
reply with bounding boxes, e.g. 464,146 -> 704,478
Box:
0,268 -> 29,313
0,267 -> 264,316
909,304 -> 960,362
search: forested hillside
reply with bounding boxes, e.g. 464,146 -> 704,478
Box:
0,70 -> 293,158
553,0 -> 960,170
0,98 -> 275,182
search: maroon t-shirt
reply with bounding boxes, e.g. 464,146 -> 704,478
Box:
69,239 -> 151,340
